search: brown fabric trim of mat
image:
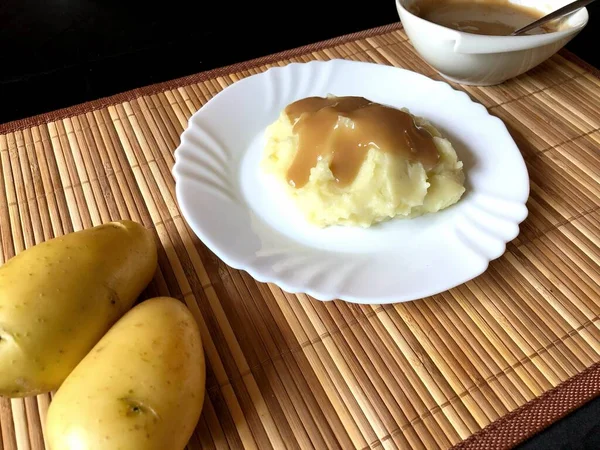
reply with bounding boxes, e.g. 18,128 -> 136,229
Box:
452,361 -> 600,449
1,20 -> 600,449
0,22 -> 403,134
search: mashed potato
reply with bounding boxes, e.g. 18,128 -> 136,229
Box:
261,96 -> 466,228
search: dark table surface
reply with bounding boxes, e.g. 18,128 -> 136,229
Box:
1,0 -> 599,448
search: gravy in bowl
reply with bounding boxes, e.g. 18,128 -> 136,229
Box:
411,0 -> 555,35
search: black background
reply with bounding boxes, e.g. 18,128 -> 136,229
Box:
1,0 -> 598,124
2,0 -> 600,448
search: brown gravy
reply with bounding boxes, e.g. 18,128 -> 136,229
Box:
413,0 -> 551,36
284,96 -> 439,188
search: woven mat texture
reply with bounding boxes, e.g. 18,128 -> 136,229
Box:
1,23 -> 599,450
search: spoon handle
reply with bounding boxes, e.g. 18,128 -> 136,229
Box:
511,0 -> 595,35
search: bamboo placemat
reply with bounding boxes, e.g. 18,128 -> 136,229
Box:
0,23 -> 599,450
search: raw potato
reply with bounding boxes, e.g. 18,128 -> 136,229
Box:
46,297 -> 206,450
0,220 -> 157,397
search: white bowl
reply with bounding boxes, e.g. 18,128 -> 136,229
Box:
396,0 -> 589,85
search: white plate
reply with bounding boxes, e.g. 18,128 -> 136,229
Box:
173,59 -> 529,304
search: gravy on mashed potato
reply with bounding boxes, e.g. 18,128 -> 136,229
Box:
284,96 -> 440,188
261,95 -> 466,228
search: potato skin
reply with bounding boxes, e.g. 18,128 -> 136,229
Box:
46,297 -> 206,450
0,220 -> 157,397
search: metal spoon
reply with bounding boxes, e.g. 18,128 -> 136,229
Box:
510,0 -> 595,35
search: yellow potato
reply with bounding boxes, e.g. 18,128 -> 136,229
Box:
0,220 -> 157,397
46,297 -> 206,450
